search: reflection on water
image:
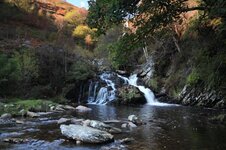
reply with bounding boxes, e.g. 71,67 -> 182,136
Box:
1,105 -> 226,150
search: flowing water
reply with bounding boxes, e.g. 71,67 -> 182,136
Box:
1,105 -> 226,150
88,72 -> 116,105
88,72 -> 168,106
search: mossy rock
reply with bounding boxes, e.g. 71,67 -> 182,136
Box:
117,86 -> 146,105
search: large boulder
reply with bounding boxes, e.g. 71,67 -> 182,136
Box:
83,120 -> 122,134
75,105 -> 92,112
60,124 -> 114,144
117,86 -> 146,105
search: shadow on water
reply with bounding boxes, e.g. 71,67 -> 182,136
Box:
1,105 -> 226,150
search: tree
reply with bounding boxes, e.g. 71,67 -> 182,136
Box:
87,0 -> 226,39
64,9 -> 87,27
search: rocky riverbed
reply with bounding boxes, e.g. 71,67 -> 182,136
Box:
1,104 -> 226,150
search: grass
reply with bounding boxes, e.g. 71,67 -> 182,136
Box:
0,99 -> 58,116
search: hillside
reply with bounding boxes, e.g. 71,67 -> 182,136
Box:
0,0 -> 95,101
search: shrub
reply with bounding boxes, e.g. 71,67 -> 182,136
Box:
186,69 -> 200,86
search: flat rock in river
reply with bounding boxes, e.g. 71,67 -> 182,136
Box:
75,105 -> 92,112
83,120 -> 122,134
60,124 -> 114,144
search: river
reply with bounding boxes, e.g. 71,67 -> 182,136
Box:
1,104 -> 226,150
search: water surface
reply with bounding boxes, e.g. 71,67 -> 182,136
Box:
1,105 -> 226,150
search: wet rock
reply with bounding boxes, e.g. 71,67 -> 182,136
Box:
0,118 -> 14,125
0,113 -> 12,119
26,111 -> 40,118
128,115 -> 138,122
57,118 -> 71,124
128,115 -> 142,125
121,123 -> 127,128
128,122 -> 137,128
119,138 -> 134,144
55,105 -> 66,111
104,120 -> 122,124
60,124 -> 114,144
75,105 -> 92,112
101,144 -> 127,150
71,118 -> 84,125
83,120 -> 122,134
3,138 -> 29,144
63,105 -> 76,110
15,119 -> 25,124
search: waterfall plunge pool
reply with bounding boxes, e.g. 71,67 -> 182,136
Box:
1,104 -> 226,150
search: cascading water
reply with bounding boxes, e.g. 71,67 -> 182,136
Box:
87,81 -> 99,103
88,72 -> 117,105
118,74 -> 170,106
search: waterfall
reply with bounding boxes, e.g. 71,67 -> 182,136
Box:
118,74 -> 169,106
87,81 -> 99,103
88,72 -> 117,105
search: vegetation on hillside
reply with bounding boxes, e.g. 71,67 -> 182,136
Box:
0,0 -> 96,101
87,0 -> 226,100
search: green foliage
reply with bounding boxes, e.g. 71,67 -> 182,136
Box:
6,0 -> 35,13
65,10 -> 86,27
0,99 -> 57,116
67,61 -> 95,82
187,69 -> 200,86
14,47 -> 39,82
0,53 -> 19,83
0,53 -> 20,96
72,25 -> 92,38
0,48 -> 38,97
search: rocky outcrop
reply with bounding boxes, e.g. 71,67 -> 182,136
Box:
117,86 -> 146,105
179,86 -> 226,109
60,124 -> 114,144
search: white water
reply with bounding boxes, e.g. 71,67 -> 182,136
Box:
118,74 -> 171,106
88,72 -> 116,105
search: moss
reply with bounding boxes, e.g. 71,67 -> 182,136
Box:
0,99 -> 57,116
149,78 -> 158,91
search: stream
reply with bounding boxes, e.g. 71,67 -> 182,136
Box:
1,104 -> 226,150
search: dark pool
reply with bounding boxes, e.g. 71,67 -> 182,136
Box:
1,104 -> 226,150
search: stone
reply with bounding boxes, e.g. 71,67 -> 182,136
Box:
26,111 -> 40,118
128,115 -> 142,125
75,105 -> 92,112
0,113 -> 12,119
63,105 -> 76,110
15,119 -> 25,124
128,122 -> 137,128
60,124 -> 114,144
71,118 -> 84,125
55,105 -> 65,111
57,118 -> 71,124
76,140 -> 82,145
104,120 -> 122,124
3,138 -> 29,144
119,138 -> 134,144
84,120 -> 122,134
101,144 -> 127,150
121,123 -> 127,128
